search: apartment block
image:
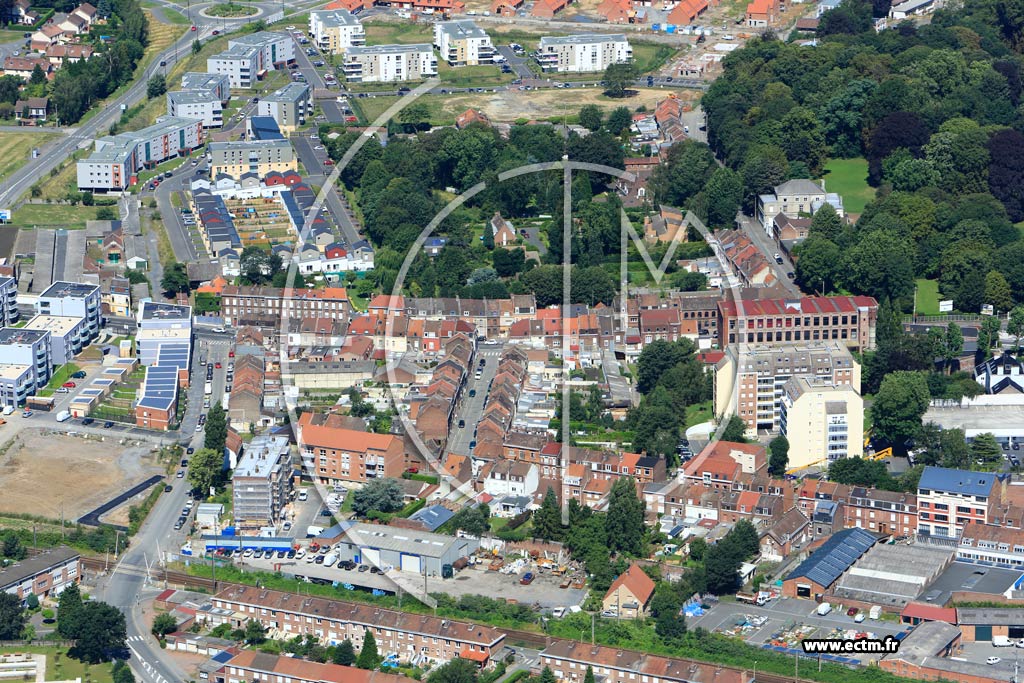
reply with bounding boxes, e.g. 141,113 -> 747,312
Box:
219,286 -> 350,328
167,90 -> 223,129
0,546 -> 80,604
36,281 -> 101,342
717,295 -> 878,351
181,72 -> 231,101
232,435 -> 291,534
22,315 -> 87,365
0,276 -> 17,327
208,32 -> 296,88
135,301 -> 192,430
535,34 -> 632,73
779,376 -> 863,469
917,467 -> 1003,539
257,82 -> 311,133
296,412 -> 405,484
714,342 -> 860,433
0,328 -> 51,407
309,9 -> 365,55
209,139 -> 297,178
210,585 -> 505,664
957,523 -> 1024,568
342,44 -> 437,83
77,117 -> 204,191
215,652 -> 409,683
433,20 -> 495,66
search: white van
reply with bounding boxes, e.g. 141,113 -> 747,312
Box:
816,602 -> 832,616
56,410 -> 71,422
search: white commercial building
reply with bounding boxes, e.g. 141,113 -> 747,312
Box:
342,44 -> 437,83
136,301 -> 192,367
309,10 -> 365,55
208,32 -> 295,88
433,20 -> 495,66
76,117 -> 204,191
779,376 -> 863,470
535,34 -> 632,73
257,82 -> 311,133
36,282 -> 101,343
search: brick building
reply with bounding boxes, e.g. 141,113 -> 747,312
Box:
296,413 -> 405,483
717,295 -> 878,351
0,546 -> 80,604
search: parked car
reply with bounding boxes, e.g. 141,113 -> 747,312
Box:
104,421 -> 114,428
847,607 -> 858,617
62,381 -> 76,388
358,564 -> 369,572
82,417 -> 94,425
164,484 -> 173,492
56,387 -> 68,394
520,572 -> 535,585
988,657 -> 1002,666
176,470 -> 185,478
71,371 -> 87,378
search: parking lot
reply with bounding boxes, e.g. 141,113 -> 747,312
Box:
958,640 -> 1024,673
689,597 -> 910,662
234,552 -> 587,609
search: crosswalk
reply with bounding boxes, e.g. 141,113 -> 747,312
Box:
127,642 -> 169,683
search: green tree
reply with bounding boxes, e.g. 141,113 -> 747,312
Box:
872,371 -> 930,446
160,262 -> 189,297
29,64 -> 47,87
584,666 -> 596,683
539,668 -> 557,683
533,486 -> 563,542
333,639 -> 356,666
688,537 -> 707,561
578,104 -> 603,132
730,520 -> 761,558
704,537 -> 742,595
985,271 -> 1014,313
720,415 -> 748,442
943,323 -> 964,373
703,167 -> 743,229
57,583 -> 83,638
450,505 -> 490,538
605,106 -> 632,135
204,401 -> 227,455
69,602 -> 127,664
151,612 -> 177,637
112,661 -> 135,683
795,236 -> 842,295
96,206 -> 117,221
350,478 -> 404,517
244,619 -> 266,645
979,315 -> 1003,353
1,532 -> 26,560
426,657 -> 479,683
356,630 -> 380,669
971,433 -> 1003,467
601,62 -> 637,98
809,203 -> 844,242
1009,306 -> 1024,349
0,593 -> 25,639
605,477 -> 644,555
146,74 -> 166,98
768,435 -> 789,476
192,39 -> 201,54
25,593 -> 39,610
186,447 -> 224,497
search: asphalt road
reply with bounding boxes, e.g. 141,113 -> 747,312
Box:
290,133 -> 364,247
152,159 -> 203,262
735,212 -> 801,297
78,475 -> 166,528
446,342 -> 503,459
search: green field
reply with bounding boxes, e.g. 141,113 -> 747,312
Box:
822,157 -> 874,215
915,278 -> 940,316
363,21 -> 433,44
0,132 -> 58,184
11,204 -> 105,228
0,647 -> 114,683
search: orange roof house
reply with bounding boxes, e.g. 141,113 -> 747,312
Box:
491,0 -> 523,14
456,109 -> 490,129
667,0 -> 708,24
597,0 -> 634,22
196,275 -> 228,295
603,564 -> 656,618
532,0 -> 568,18
746,0 -> 777,26
325,0 -> 371,9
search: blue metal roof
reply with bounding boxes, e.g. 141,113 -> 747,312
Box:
785,527 -> 876,588
409,505 -> 454,532
918,466 -> 999,498
249,116 -> 283,140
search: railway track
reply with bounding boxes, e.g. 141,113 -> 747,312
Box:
82,558 -> 809,683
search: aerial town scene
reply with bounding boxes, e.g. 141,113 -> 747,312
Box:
0,0 -> 1022,682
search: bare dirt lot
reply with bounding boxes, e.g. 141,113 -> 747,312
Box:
0,431 -> 163,521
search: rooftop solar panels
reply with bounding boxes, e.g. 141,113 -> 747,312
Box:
785,527 -> 876,588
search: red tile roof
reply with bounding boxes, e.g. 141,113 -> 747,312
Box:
605,563 -> 656,606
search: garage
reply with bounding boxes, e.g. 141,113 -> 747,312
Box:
975,626 -> 992,641
363,548 -> 381,567
401,553 -> 421,574
796,584 -> 811,598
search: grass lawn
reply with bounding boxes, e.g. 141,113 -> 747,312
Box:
438,62 -> 513,88
0,646 -> 114,683
11,204 -> 104,228
915,278 -> 940,316
0,29 -> 29,42
142,1 -> 192,24
362,21 -> 433,44
685,400 -> 713,429
0,131 -> 57,182
36,363 -> 81,397
821,157 -> 874,215
631,41 -> 680,74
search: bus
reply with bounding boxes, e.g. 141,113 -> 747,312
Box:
205,381 -> 213,395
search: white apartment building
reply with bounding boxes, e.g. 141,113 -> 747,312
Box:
308,9 -> 365,55
23,315 -> 87,366
209,139 -> 297,178
917,466 -> 1001,539
433,20 -> 495,66
0,276 -> 18,327
257,82 -> 311,133
779,376 -> 863,469
208,32 -> 295,88
715,342 -> 860,434
76,117 -> 204,191
36,281 -> 101,343
232,436 -> 291,534
0,327 -> 51,407
181,72 -> 231,101
342,43 -> 437,83
166,91 -> 223,128
536,34 -> 632,73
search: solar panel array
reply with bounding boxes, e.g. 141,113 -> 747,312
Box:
785,527 -> 876,588
137,345 -> 190,411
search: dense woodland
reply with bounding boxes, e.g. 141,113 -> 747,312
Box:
702,0 -> 1024,313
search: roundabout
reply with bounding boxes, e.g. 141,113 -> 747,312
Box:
198,1 -> 262,18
